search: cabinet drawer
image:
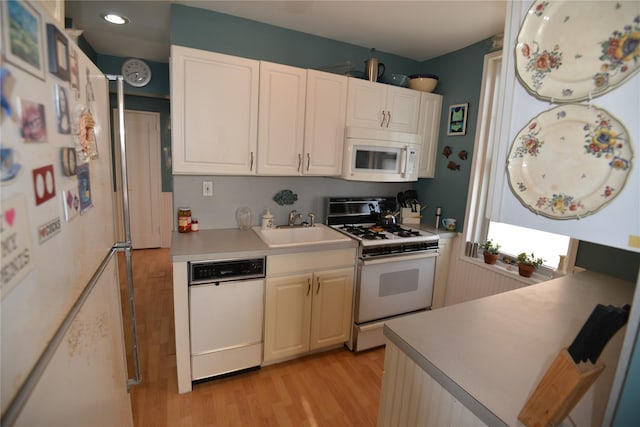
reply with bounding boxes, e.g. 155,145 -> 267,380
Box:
267,248 -> 356,276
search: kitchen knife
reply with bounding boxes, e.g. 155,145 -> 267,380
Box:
567,304 -> 630,364
397,192 -> 406,208
584,304 -> 630,363
567,304 -> 606,363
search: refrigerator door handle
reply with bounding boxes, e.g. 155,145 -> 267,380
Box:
108,75 -> 142,388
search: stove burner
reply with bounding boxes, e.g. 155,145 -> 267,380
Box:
340,224 -> 423,240
380,224 -> 421,238
341,224 -> 390,240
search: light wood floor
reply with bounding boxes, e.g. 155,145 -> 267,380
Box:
121,249 -> 385,427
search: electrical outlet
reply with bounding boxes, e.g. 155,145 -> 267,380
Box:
202,181 -> 213,197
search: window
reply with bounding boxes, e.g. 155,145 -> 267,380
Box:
463,51 -> 574,273
487,222 -> 570,269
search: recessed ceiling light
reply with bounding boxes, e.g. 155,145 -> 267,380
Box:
102,13 -> 129,25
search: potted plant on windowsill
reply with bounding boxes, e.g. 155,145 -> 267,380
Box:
517,252 -> 544,277
480,239 -> 501,265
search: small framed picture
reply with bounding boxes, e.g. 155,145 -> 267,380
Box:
447,103 -> 469,136
46,23 -> 69,81
54,84 -> 70,134
69,48 -> 80,90
18,97 -> 47,142
1,0 -> 46,80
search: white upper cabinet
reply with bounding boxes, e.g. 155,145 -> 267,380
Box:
257,66 -> 347,176
171,46 -> 259,175
303,70 -> 348,176
257,62 -> 307,175
346,78 -> 421,134
417,92 -> 443,178
171,47 -> 346,177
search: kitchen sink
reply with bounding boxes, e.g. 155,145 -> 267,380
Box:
252,224 -> 352,248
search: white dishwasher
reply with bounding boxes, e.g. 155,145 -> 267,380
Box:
188,257 -> 265,381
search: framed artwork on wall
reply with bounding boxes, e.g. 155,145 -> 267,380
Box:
46,23 -> 69,81
1,0 -> 46,80
447,103 -> 469,136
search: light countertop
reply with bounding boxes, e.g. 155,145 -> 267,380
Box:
170,224 -> 454,262
170,228 -> 358,262
405,222 -> 457,239
383,271 -> 634,426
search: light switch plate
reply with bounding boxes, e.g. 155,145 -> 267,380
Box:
202,181 -> 213,197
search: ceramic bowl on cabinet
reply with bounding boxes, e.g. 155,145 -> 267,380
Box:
408,74 -> 439,92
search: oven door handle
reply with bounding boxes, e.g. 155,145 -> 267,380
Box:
361,251 -> 438,266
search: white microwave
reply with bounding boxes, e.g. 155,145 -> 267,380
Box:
342,127 -> 421,182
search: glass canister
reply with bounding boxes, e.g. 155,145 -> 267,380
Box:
177,207 -> 192,232
236,207 -> 252,230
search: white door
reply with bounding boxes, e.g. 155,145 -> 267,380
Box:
113,110 -> 162,249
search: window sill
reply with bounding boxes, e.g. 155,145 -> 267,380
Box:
462,255 -> 553,286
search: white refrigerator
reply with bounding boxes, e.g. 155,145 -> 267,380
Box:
1,1 -> 138,425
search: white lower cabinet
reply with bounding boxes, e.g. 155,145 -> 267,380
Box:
263,249 -> 355,364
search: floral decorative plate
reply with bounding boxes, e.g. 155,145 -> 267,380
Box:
515,1 -> 640,102
507,104 -> 633,219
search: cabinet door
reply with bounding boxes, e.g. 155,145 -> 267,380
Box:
346,78 -> 387,129
257,62 -> 306,175
304,70 -> 348,176
346,78 -> 421,133
310,268 -> 354,351
263,274 -> 312,363
384,85 -> 421,133
171,46 -> 259,175
417,92 -> 443,178
432,237 -> 452,309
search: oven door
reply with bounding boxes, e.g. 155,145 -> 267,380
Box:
356,252 -> 437,323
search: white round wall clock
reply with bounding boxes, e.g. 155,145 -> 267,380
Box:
121,58 -> 151,87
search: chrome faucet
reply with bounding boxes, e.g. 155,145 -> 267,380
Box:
308,213 -> 315,227
288,210 -> 303,226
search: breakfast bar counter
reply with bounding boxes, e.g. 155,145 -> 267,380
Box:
379,271 -> 634,426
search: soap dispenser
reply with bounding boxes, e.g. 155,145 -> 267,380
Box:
261,208 -> 274,230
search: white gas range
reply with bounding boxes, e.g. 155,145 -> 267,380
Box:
327,197 -> 439,352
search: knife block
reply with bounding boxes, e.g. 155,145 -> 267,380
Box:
401,206 -> 421,224
518,348 -> 604,427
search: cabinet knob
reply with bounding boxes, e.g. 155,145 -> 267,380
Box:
298,153 -> 302,172
316,277 -> 320,294
386,110 -> 392,127
306,153 -> 311,171
380,111 -> 387,127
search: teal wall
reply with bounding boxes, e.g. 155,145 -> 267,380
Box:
169,4 -> 422,77
97,55 -> 170,98
576,241 -> 640,283
414,38 -> 497,230
96,55 -> 171,192
613,328 -> 640,426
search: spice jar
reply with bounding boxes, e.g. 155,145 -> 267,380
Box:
190,218 -> 199,232
177,207 -> 192,233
